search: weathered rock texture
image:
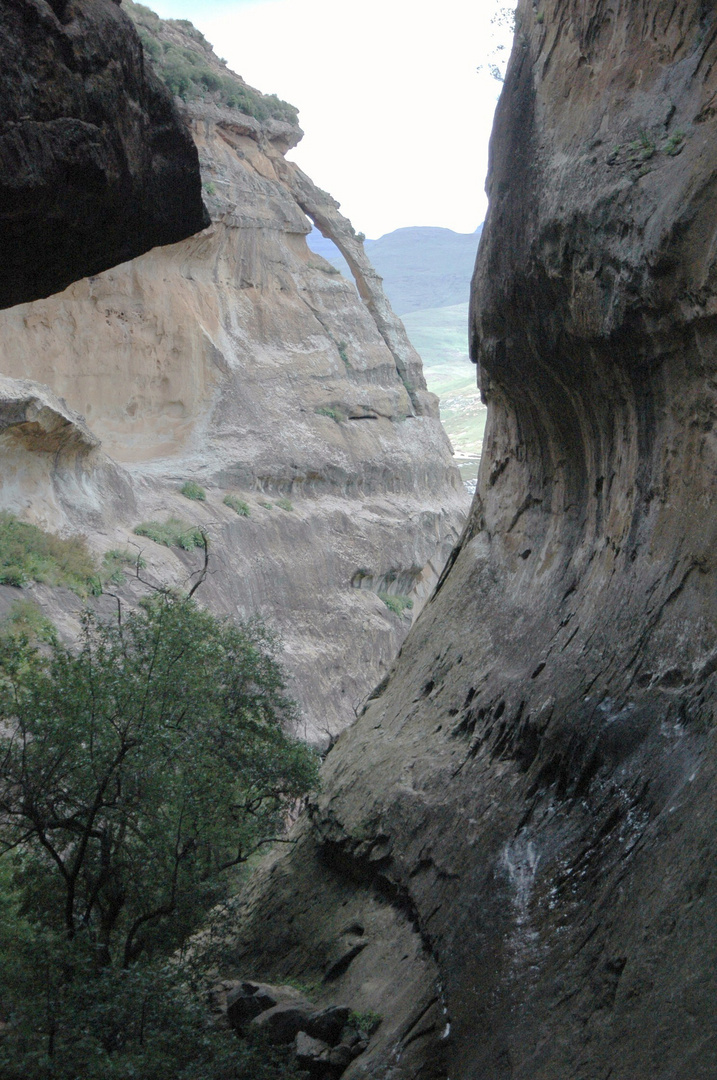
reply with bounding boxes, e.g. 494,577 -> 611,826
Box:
0,0 -> 208,309
0,19 -> 465,741
227,3 -> 717,1077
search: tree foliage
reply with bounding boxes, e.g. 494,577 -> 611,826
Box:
0,595 -> 317,1076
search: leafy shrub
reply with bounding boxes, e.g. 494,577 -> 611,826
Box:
0,512 -> 97,594
223,494 -> 250,517
275,498 -> 294,512
0,595 -> 317,1078
134,518 -> 206,550
180,480 -> 206,501
378,592 -> 414,616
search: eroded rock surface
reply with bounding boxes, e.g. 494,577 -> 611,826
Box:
229,3 -> 717,1077
0,17 -> 466,741
0,0 -> 208,309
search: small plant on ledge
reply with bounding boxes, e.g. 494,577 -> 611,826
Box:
223,494 -> 250,517
180,480 -> 206,501
315,405 -> 345,423
378,592 -> 414,617
275,497 -> 294,512
347,1010 -> 382,1036
134,518 -> 206,550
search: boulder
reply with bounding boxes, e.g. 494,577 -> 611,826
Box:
251,1003 -> 314,1044
226,982 -> 279,1028
326,1044 -> 353,1070
304,1005 -> 351,1046
295,1031 -> 331,1065
227,981 -> 314,1032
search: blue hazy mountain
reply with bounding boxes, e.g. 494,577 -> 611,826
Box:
307,225 -> 482,315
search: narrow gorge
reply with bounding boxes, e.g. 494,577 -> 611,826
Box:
1,1 -> 716,1078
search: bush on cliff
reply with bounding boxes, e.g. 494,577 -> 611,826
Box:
0,512 -> 98,593
0,594 -> 318,1077
134,517 -> 206,549
125,0 -> 299,125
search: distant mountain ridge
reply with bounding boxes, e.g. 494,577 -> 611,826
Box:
308,225 -> 483,315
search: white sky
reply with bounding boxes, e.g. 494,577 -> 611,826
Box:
143,0 -> 511,239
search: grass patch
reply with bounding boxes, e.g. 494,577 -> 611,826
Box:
629,130 -> 656,162
337,341 -> 351,368
0,512 -> 98,594
180,480 -> 206,501
315,406 -> 345,423
0,599 -> 57,644
98,548 -> 146,589
665,130 -> 686,156
133,519 -> 206,550
347,1010 -> 382,1036
378,592 -> 414,617
275,498 -> 293,512
258,501 -> 274,511
223,495 -> 250,517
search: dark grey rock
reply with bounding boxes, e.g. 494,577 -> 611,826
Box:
305,1005 -> 351,1046
326,1044 -> 352,1069
0,0 -> 208,308
251,1003 -> 314,1044
226,982 -> 279,1028
295,1031 -> 331,1064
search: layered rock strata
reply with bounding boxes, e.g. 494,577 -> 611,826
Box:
227,3 -> 717,1077
0,0 -> 208,309
0,20 -> 466,741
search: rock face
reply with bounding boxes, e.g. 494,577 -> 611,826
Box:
0,0 -> 208,309
227,3 -> 717,1077
0,17 -> 466,741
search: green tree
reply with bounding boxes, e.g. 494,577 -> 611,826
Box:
0,596 -> 317,1076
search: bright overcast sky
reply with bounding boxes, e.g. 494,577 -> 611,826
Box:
143,0 -> 512,239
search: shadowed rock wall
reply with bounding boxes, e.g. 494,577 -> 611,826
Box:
0,0 -> 208,309
226,3 -> 717,1077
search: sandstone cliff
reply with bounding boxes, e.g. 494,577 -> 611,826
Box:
227,3 -> 717,1077
0,14 -> 466,742
0,0 -> 208,309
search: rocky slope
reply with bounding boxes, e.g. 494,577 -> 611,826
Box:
0,0 -> 207,309
0,11 -> 466,743
227,2 -> 717,1077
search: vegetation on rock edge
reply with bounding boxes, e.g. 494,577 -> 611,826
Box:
125,0 -> 299,125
